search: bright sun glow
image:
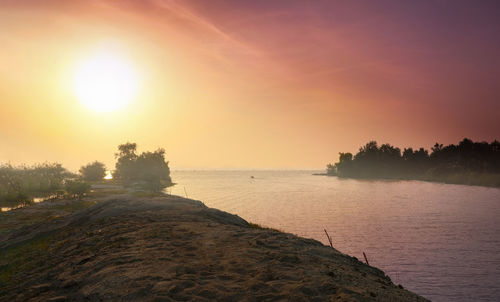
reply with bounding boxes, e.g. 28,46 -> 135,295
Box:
73,50 -> 139,112
104,170 -> 113,180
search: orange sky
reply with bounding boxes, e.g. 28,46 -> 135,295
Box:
1,0 -> 499,171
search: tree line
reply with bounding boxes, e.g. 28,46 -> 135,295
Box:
327,138 -> 500,187
0,143 -> 173,207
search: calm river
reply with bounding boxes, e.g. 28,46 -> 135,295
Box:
169,170 -> 500,302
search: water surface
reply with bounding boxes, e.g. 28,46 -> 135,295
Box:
170,170 -> 500,301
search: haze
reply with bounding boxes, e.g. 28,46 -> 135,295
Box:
1,0 -> 499,170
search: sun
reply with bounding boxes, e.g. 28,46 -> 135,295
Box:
73,50 -> 139,112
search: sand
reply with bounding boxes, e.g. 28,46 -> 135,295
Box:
0,193 -> 428,301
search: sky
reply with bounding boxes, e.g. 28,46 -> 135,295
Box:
1,0 -> 499,171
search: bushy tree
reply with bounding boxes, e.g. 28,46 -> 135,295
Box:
134,149 -> 172,191
79,161 -> 106,181
327,153 -> 353,176
114,143 -> 173,191
114,143 -> 138,182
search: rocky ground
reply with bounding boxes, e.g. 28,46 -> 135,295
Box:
0,193 -> 428,301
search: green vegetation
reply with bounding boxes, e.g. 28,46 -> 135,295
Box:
114,142 -> 173,192
65,180 -> 91,199
248,222 -> 282,232
1,142 -> 174,209
79,161 -> 106,181
327,138 -> 500,187
0,163 -> 74,206
0,163 -> 95,208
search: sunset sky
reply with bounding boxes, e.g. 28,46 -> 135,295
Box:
1,0 -> 499,170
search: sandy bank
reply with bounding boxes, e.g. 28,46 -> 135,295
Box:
0,194 -> 428,301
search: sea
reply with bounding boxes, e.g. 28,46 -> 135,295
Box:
169,170 -> 500,302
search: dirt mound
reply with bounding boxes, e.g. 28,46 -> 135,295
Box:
0,194 -> 428,301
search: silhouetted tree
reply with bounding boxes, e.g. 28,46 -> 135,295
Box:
328,152 -> 353,176
135,149 -> 172,191
114,142 -> 138,182
114,143 -> 173,191
79,161 -> 106,181
326,163 -> 336,175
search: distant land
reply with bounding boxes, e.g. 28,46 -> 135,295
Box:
326,138 -> 500,188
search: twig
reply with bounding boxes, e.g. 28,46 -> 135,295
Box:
363,252 -> 370,266
183,186 -> 188,198
324,229 -> 334,249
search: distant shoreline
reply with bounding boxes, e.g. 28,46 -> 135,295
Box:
327,139 -> 500,188
323,172 -> 500,188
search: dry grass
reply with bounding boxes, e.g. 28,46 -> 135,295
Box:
0,236 -> 52,294
248,222 -> 282,232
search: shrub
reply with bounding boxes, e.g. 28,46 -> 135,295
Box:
0,163 -> 70,205
65,180 -> 91,199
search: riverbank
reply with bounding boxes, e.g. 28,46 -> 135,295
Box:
0,192 -> 427,301
326,171 -> 500,188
